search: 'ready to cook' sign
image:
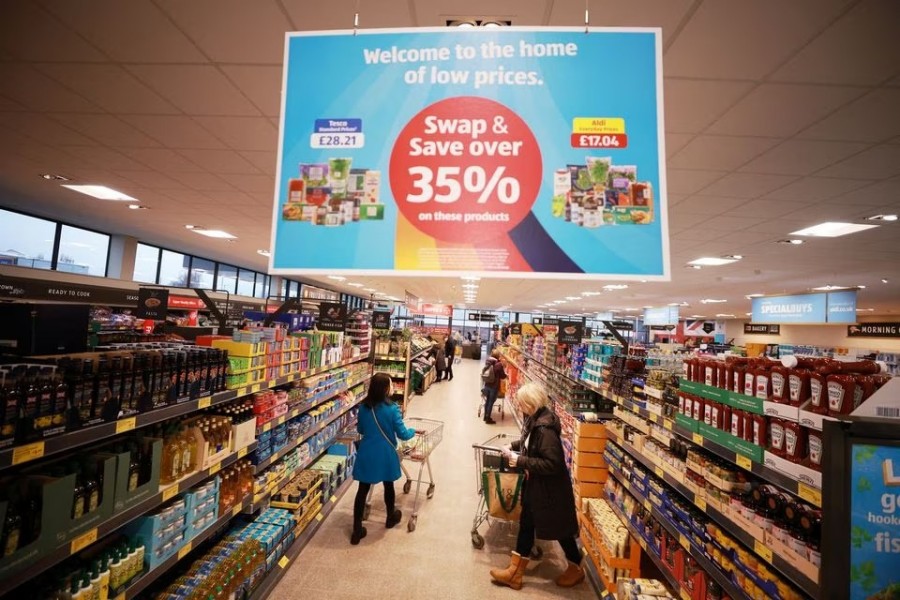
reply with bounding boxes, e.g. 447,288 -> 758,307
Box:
269,27 -> 669,281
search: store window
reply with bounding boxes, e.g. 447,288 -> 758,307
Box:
134,243 -> 160,283
0,208 -> 56,271
56,225 -> 109,276
189,257 -> 215,289
237,269 -> 255,297
216,263 -> 237,294
254,273 -> 267,298
159,249 -> 189,287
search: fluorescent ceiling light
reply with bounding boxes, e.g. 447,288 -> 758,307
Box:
866,214 -> 898,222
603,284 -> 629,290
554,300 -> 567,304
624,308 -> 639,312
327,275 -> 346,281
639,279 -> 648,283
347,283 -> 365,288
40,173 -> 70,181
62,184 -> 136,201
257,249 -> 271,257
460,275 -> 481,281
364,288 -> 376,292
700,299 -> 727,304
566,296 -> 580,301
812,285 -> 854,291
689,315 -> 707,318
192,229 -> 236,239
745,293 -> 764,299
791,222 -> 878,237
582,291 -> 602,297
689,265 -> 702,270
882,279 -> 889,284
715,313 -> 735,318
642,306 -> 653,309
777,239 -> 805,245
688,256 -> 740,266
127,204 -> 147,210
857,308 -> 875,312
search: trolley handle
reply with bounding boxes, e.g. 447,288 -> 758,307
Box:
471,444 -> 508,452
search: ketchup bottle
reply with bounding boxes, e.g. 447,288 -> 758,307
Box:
784,420 -> 807,464
730,409 -> 744,438
717,362 -> 728,390
807,427 -> 823,471
788,369 -> 811,408
704,360 -> 718,388
826,373 -> 856,416
769,363 -> 789,404
768,418 -> 786,456
732,365 -> 745,394
754,366 -> 771,401
809,371 -> 828,415
751,413 -> 766,447
743,369 -> 755,397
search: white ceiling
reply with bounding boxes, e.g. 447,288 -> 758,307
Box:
0,0 -> 899,317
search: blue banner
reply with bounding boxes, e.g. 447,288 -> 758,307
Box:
643,306 -> 679,326
269,27 -> 669,280
849,444 -> 900,599
828,290 -> 858,323
751,292 -> 857,324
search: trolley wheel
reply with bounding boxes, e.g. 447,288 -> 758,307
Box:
426,483 -> 435,499
403,480 -> 412,494
408,516 -> 417,532
363,505 -> 370,520
531,547 -> 543,560
477,406 -> 482,417
471,532 -> 485,549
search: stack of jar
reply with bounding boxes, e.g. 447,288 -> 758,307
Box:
682,355 -> 889,471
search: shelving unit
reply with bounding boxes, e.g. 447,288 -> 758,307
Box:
373,344 -> 429,415
0,353 -> 372,600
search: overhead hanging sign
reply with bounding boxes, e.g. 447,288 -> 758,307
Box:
269,27 -> 669,281
136,288 -> 169,320
557,319 -> 584,344
416,303 -> 453,317
847,323 -> 900,338
404,290 -> 420,312
317,302 -> 347,331
751,292 -> 857,324
683,319 -> 723,337
744,323 -> 781,335
372,310 -> 391,329
643,306 -> 678,326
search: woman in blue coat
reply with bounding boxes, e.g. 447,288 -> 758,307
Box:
351,372 -> 416,544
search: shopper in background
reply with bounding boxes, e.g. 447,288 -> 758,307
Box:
444,335 -> 457,381
480,349 -> 506,424
350,373 -> 416,545
434,342 -> 447,382
491,382 -> 583,590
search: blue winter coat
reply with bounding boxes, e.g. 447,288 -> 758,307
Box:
353,401 -> 416,484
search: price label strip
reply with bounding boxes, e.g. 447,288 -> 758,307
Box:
70,528 -> 98,554
798,482 -> 822,507
161,484 -> 179,503
116,417 -> 137,434
754,539 -> 773,563
735,454 -> 752,470
178,542 -> 193,560
11,441 -> 45,466
198,397 -> 212,409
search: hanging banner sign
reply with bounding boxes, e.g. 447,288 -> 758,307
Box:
744,323 -> 781,335
847,323 -> 900,338
509,323 -> 522,335
372,310 -> 391,329
136,288 -> 169,320
643,306 -> 679,326
404,290 -> 421,312
416,303 -> 453,317
317,302 -> 347,332
751,292 -> 857,324
683,320 -> 723,337
269,27 -> 669,281
557,319 -> 584,344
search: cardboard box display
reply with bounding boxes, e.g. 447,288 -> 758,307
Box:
574,464 -> 608,484
106,438 -> 163,514
573,449 -> 607,468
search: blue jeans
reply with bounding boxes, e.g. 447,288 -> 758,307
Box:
483,386 -> 499,420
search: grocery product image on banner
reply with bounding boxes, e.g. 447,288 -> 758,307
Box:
269,27 -> 669,280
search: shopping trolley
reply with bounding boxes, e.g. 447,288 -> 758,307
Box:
364,417 -> 444,532
469,433 -> 542,558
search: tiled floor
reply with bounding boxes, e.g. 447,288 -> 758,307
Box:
269,359 -> 600,600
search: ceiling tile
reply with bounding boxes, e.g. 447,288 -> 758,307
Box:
120,116 -> 227,149
219,173 -> 275,194
739,140 -> 869,176
666,169 -> 726,195
669,135 -> 780,171
0,64 -> 99,112
0,112 -> 97,146
193,117 -> 278,152
781,201 -> 883,223
672,195 -> 746,216
239,151 -> 278,174
700,173 -> 799,198
36,64 -> 179,115
175,149 -> 260,174
828,179 -> 900,208
817,145 -> 900,180
59,146 -> 152,171
547,0 -> 692,42
127,65 -> 261,116
797,89 -> 900,143
157,0 -> 291,64
48,114 -> 162,148
0,94 -> 24,111
698,216 -> 767,232
771,0 -> 900,85
664,0 -> 851,79
281,0 -> 414,28
111,169 -> 189,191
725,198 -> 809,218
0,1 -> 107,62
41,0 -> 207,63
167,171 -> 239,192
220,66 -> 283,117
121,148 -> 204,173
763,176 -> 872,202
708,84 -> 866,137
664,79 -> 754,133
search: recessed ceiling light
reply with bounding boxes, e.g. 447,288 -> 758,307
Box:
624,308 -> 639,312
40,173 -> 70,181
688,265 -> 702,270
689,315 -> 707,318
883,279 -> 890,284
461,275 -> 481,281
127,204 -> 148,210
364,288 -> 377,292
745,293 -> 764,299
566,296 -> 581,300
866,214 -> 898,222
192,229 -> 236,239
327,275 -> 346,281
791,222 -> 878,237
777,239 -> 805,245
715,313 -> 735,318
724,254 -> 743,260
639,279 -> 648,283
857,308 -> 876,312
582,291 -> 602,297
688,256 -> 740,266
642,306 -> 653,309
62,184 -> 136,201
185,224 -> 197,229
602,284 -> 629,291
257,249 -> 271,257
812,285 -> 851,291
347,283 -> 365,288
700,299 -> 728,304
857,285 -> 867,289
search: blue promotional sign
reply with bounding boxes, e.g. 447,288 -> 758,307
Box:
828,290 -> 858,323
643,306 -> 679,326
849,444 -> 900,599
270,27 -> 669,281
752,292 -> 857,324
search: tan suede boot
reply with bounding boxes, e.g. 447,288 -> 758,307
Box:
489,552 -> 529,590
555,561 -> 585,587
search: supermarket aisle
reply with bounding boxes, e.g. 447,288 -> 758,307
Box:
269,359 -> 599,600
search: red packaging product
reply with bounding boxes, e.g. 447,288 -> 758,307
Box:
827,373 -> 856,416
788,369 -> 811,407
704,360 -> 718,388
704,400 -> 713,426
693,395 -> 704,421
717,362 -> 728,390
857,376 -> 877,410
751,414 -> 766,446
784,420 -> 808,464
732,365 -> 745,394
678,393 -> 686,415
730,409 -> 744,438
743,369 -> 755,397
721,405 -> 732,432
769,364 -> 789,403
768,418 -> 786,456
809,371 -> 828,414
807,428 -> 823,471
754,367 -> 771,401
683,394 -> 693,418
711,403 -> 724,429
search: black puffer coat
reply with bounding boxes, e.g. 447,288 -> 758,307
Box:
512,406 -> 579,540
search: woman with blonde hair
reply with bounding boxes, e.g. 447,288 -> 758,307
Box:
491,382 -> 583,590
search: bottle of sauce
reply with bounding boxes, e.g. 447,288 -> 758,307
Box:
768,418 -> 786,456
788,369 -> 811,408
751,413 -> 766,447
721,404 -> 732,433
769,363 -> 789,404
754,364 -> 771,401
732,364 -> 745,394
743,367 -> 755,397
704,359 -> 718,388
693,395 -> 704,422
807,427 -> 823,471
827,373 -> 857,416
730,409 -> 744,439
716,362 -> 728,390
809,370 -> 828,414
784,420 -> 807,464
683,394 -> 693,419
